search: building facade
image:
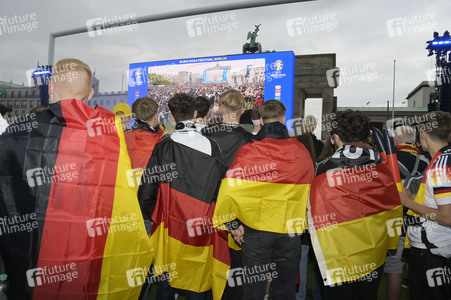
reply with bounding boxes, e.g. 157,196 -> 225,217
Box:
0,76 -> 127,117
0,80 -> 41,117
406,81 -> 434,108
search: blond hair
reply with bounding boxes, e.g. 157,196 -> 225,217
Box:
52,58 -> 92,102
219,90 -> 244,112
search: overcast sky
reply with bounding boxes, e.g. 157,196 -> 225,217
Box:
0,0 -> 448,111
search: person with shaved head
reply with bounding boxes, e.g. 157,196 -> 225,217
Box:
49,58 -> 94,103
0,58 -> 151,299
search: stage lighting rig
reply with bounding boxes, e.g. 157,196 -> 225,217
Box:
426,31 -> 451,112
30,64 -> 52,107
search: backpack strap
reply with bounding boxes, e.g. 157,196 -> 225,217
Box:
204,135 -> 225,163
421,226 -> 438,249
412,153 -> 421,174
398,153 -> 421,179
398,161 -> 410,179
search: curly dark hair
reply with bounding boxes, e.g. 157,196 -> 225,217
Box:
168,93 -> 196,123
193,96 -> 211,118
331,109 -> 370,142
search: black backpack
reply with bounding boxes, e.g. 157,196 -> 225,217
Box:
398,154 -> 425,194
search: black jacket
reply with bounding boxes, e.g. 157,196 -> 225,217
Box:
202,124 -> 253,168
255,121 -> 290,140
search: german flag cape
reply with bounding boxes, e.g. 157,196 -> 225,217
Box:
124,120 -> 161,170
309,145 -> 402,286
141,140 -> 230,299
0,99 -> 152,299
213,129 -> 314,234
372,128 -> 403,192
124,120 -> 162,191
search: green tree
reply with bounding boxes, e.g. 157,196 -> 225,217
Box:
148,73 -> 172,86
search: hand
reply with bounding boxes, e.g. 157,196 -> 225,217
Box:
399,189 -> 415,207
231,225 -> 245,245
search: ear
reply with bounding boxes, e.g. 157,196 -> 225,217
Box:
260,117 -> 264,126
418,130 -> 428,150
333,134 -> 344,148
219,106 -> 224,115
151,113 -> 159,127
85,88 -> 94,102
420,130 -> 428,144
282,115 -> 286,124
193,110 -> 198,119
169,114 -> 175,123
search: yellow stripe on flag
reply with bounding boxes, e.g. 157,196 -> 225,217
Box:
150,223 -> 229,300
97,117 -> 153,300
311,205 -> 402,286
214,178 -> 310,233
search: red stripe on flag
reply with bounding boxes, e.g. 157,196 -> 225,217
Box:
386,154 -> 402,185
230,138 -> 314,185
152,183 -> 229,250
212,227 -> 231,266
34,100 -> 119,299
310,162 -> 401,228
124,129 -> 161,170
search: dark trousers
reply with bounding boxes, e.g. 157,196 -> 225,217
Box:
222,248 -> 243,299
156,273 -> 212,300
240,226 -> 302,300
408,247 -> 451,300
321,268 -> 381,300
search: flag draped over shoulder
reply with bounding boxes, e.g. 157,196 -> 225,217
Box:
213,137 -> 314,234
309,145 -> 402,286
124,122 -> 162,192
144,140 -> 230,300
0,99 -> 152,300
372,128 -> 403,192
124,128 -> 161,169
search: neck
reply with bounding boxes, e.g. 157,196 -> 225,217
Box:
145,120 -> 156,128
223,114 -> 240,124
429,142 -> 448,158
342,141 -> 370,149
